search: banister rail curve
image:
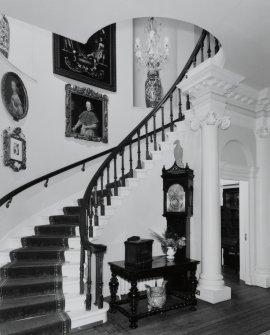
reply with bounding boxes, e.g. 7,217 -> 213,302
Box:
0,121 -> 179,209
79,29 -> 221,310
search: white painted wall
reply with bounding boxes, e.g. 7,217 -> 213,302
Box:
0,17 -> 154,199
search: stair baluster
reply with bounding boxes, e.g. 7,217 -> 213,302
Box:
193,54 -> 196,67
100,172 -> 105,216
201,38 -> 204,62
121,148 -> 125,186
186,94 -> 191,110
94,186 -> 99,226
106,164 -> 111,206
170,95 -> 174,131
136,130 -> 142,169
178,88 -> 184,121
207,32 -> 211,58
80,246 -> 85,294
145,121 -> 152,160
85,250 -> 92,310
88,198 -> 93,237
153,114 -> 157,151
161,106 -> 165,142
129,142 -> 134,177
215,37 -> 220,54
113,156 -> 118,196
95,251 -> 104,309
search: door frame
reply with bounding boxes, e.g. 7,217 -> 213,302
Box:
220,162 -> 257,285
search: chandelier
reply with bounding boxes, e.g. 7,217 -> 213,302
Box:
134,17 -> 169,72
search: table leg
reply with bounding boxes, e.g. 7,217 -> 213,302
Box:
189,270 -> 198,311
109,272 -> 119,313
129,280 -> 139,329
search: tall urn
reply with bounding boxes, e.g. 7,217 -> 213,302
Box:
145,70 -> 162,108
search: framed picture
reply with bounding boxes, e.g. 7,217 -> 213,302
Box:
3,127 -> 26,172
53,24 -> 116,92
1,72 -> 29,121
65,84 -> 108,143
0,15 -> 9,58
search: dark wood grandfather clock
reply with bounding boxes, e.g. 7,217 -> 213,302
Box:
162,162 -> 194,259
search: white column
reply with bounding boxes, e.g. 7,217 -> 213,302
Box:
178,61 -> 244,303
190,102 -> 231,303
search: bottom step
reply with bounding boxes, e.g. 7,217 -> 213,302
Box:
68,302 -> 109,329
0,312 -> 71,335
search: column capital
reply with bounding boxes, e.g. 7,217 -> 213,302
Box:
178,62 -> 243,132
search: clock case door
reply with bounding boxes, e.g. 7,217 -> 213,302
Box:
162,162 -> 194,260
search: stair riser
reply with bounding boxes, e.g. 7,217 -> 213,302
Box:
22,237 -> 69,248
49,216 -> 79,225
10,251 -> 65,262
63,207 -> 80,215
0,298 -> 65,322
35,226 -> 77,236
1,265 -> 62,279
0,282 -> 62,300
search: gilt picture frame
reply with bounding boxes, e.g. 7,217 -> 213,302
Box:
53,24 -> 116,92
3,127 -> 26,172
65,84 -> 108,143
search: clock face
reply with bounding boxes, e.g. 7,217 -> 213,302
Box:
166,183 -> 185,212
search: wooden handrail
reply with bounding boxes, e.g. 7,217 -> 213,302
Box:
0,121 -> 176,209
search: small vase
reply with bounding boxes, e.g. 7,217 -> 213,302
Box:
145,70 -> 162,108
166,247 -> 176,261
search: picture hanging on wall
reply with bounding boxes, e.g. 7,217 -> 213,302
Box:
0,14 -> 9,58
65,84 -> 108,143
53,24 -> 116,92
1,72 -> 29,121
3,127 -> 26,172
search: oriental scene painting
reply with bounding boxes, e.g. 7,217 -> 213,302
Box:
53,24 -> 116,92
1,72 -> 29,121
65,84 -> 108,143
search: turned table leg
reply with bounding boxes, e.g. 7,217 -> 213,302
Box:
109,272 -> 119,313
129,280 -> 139,329
189,269 -> 198,311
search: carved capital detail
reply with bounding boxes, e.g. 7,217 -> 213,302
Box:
256,126 -> 270,138
190,110 -> 230,132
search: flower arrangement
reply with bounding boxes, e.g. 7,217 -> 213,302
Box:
151,229 -> 186,254
134,17 -> 169,72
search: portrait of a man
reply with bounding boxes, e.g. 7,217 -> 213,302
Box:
65,84 -> 108,143
72,100 -> 99,137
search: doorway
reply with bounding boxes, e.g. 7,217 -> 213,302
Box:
220,180 -> 239,277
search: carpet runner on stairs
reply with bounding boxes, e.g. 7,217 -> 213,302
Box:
0,203 -> 83,335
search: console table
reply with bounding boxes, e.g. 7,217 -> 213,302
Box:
108,255 -> 200,329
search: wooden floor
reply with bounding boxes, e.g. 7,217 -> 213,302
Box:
72,271 -> 270,335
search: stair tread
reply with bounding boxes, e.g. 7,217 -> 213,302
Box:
11,246 -> 68,252
0,293 -> 64,309
0,276 -> 61,288
2,260 -> 64,268
0,312 -> 70,335
22,234 -> 78,239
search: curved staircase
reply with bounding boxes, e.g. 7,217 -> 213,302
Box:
0,29 -> 220,334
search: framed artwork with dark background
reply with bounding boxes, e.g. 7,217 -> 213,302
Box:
53,24 -> 116,92
65,84 -> 108,143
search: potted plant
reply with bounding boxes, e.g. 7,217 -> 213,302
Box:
151,229 -> 186,261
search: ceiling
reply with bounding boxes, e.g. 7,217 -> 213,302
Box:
1,0 -> 269,90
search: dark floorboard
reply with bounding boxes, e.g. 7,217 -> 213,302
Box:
71,271 -> 270,335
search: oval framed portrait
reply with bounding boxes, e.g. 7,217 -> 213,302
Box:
1,72 -> 29,121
